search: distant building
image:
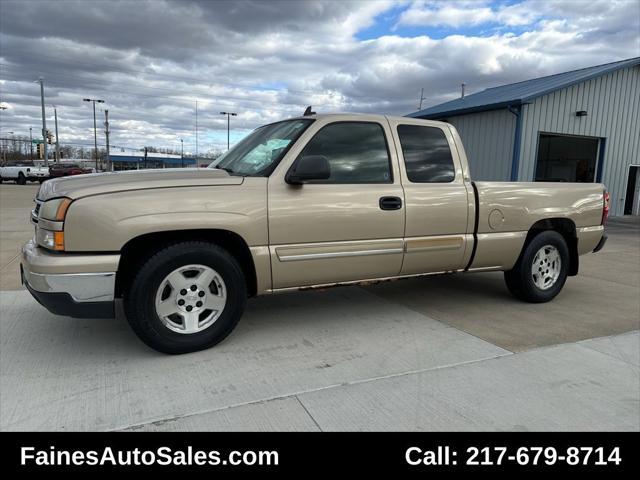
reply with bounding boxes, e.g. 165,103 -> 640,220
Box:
409,57 -> 640,216
109,150 -> 197,170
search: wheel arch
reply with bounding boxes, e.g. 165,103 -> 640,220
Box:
115,229 -> 258,298
524,217 -> 578,276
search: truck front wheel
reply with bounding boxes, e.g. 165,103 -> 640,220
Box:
124,241 -> 247,354
504,230 -> 569,303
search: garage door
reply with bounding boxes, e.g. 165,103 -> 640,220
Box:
535,133 -> 600,183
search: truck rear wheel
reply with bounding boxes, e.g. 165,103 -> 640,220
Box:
123,241 -> 247,354
504,230 -> 569,303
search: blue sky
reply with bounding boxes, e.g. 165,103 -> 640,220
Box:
356,1 -> 538,40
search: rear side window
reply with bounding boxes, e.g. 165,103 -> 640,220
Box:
298,122 -> 392,183
397,125 -> 455,183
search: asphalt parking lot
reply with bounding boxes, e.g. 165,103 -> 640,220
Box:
0,183 -> 638,431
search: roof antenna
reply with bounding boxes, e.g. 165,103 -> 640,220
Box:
303,105 -> 316,116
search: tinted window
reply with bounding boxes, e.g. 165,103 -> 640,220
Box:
397,125 -> 455,183
298,122 -> 392,183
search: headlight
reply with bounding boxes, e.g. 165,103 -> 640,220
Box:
39,197 -> 72,221
36,228 -> 65,250
36,197 -> 72,251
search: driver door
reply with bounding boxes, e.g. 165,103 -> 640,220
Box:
267,117 -> 405,289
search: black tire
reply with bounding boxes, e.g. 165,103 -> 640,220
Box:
504,230 -> 569,303
123,241 -> 247,354
17,172 -> 26,185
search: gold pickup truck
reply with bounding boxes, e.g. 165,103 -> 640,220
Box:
21,114 -> 609,353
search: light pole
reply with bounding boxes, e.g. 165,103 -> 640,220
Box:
38,78 -> 48,167
220,111 -> 237,150
83,98 -> 105,170
104,110 -> 111,171
29,127 -> 33,161
180,138 -> 184,168
52,106 -> 60,163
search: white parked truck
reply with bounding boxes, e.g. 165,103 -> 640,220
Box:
0,163 -> 50,184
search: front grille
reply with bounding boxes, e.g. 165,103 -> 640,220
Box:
31,200 -> 42,225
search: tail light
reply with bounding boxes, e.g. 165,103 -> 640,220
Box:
602,190 -> 610,225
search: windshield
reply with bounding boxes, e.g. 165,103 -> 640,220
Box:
209,119 -> 313,176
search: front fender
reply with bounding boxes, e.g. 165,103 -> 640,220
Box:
63,181 -> 268,251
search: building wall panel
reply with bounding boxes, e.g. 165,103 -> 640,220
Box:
445,109 -> 516,181
518,65 -> 640,216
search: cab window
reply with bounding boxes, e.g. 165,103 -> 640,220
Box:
397,125 -> 455,183
298,122 -> 392,184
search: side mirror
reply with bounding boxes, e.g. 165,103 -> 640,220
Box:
286,155 -> 330,184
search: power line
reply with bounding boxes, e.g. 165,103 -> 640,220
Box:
0,78 -> 344,121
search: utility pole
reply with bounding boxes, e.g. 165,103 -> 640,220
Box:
38,78 -> 48,167
418,87 -> 426,110
195,101 -> 198,168
220,111 -> 237,150
180,138 -> 184,168
0,106 -> 8,162
83,98 -> 105,171
53,107 -> 60,163
29,127 -> 33,161
104,110 -> 111,171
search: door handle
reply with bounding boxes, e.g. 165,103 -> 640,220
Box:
379,196 -> 402,210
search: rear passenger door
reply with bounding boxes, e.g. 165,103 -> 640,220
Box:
268,118 -> 405,289
387,119 -> 473,275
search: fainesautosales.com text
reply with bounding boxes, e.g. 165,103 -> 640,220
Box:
20,446 -> 279,467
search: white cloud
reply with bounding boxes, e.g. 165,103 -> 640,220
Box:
398,1 -> 495,28
0,0 -> 637,153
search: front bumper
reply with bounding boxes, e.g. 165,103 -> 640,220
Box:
20,240 -> 118,318
27,172 -> 49,179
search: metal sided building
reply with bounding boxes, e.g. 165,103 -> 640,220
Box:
408,57 -> 640,216
109,151 -> 197,170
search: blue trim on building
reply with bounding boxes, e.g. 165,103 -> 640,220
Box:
406,100 -> 522,119
508,105 -> 522,181
110,155 -> 197,165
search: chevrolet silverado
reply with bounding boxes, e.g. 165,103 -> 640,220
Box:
21,114 -> 608,353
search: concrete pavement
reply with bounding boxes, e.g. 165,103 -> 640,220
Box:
0,184 -> 38,291
1,288 -> 637,431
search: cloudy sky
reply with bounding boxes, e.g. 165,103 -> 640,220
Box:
1,0 -> 638,155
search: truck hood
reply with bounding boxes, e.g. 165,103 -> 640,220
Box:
37,168 -> 243,201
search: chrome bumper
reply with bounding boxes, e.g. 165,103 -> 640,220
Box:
21,240 -> 119,318
21,267 -> 116,302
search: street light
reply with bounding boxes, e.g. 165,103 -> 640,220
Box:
83,98 -> 105,170
219,111 -> 237,150
180,138 -> 184,168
